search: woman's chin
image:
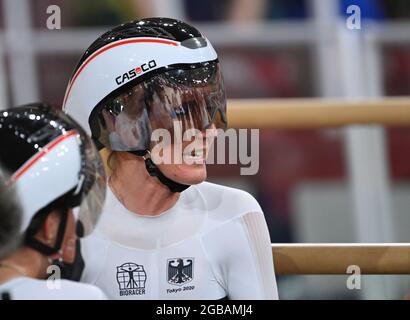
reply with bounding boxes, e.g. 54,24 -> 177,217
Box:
160,163 -> 207,186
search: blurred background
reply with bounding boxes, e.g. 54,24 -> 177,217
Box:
1,0 -> 410,299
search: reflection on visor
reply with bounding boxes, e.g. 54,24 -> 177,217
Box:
92,61 -> 227,152
74,131 -> 106,237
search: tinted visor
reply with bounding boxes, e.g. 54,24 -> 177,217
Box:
91,61 -> 227,152
72,128 -> 106,237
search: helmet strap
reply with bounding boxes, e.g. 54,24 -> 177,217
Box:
128,150 -> 190,193
24,207 -> 69,256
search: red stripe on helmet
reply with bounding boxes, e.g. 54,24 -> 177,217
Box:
11,130 -> 79,182
63,38 -> 179,109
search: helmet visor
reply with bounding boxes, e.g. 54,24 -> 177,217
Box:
72,129 -> 106,237
91,61 -> 227,152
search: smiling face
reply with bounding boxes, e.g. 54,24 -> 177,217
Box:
97,62 -> 226,188
151,124 -> 218,185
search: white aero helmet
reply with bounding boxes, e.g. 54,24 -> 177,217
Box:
0,103 -> 106,257
63,18 -> 227,193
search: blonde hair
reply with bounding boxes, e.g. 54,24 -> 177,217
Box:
99,148 -> 117,178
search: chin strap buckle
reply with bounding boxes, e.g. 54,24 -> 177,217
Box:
135,150 -> 190,193
141,150 -> 151,161
142,150 -> 159,177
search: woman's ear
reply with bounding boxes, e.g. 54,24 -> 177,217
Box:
38,210 -> 60,245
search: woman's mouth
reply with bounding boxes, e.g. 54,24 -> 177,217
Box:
183,148 -> 205,163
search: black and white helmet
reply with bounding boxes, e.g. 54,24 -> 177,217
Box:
0,103 -> 106,255
63,18 -> 227,192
